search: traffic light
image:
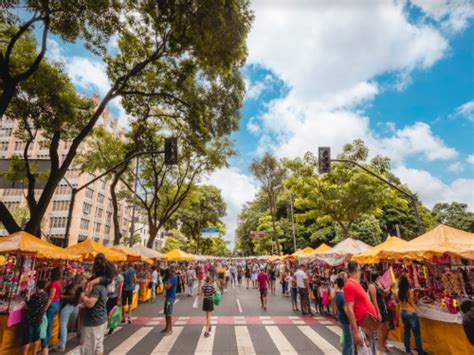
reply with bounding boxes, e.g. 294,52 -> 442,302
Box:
318,147 -> 331,174
164,137 -> 178,165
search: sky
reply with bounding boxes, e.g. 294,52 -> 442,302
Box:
36,0 -> 474,248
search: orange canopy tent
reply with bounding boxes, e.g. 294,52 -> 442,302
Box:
163,249 -> 195,261
0,231 -> 81,260
111,245 -> 154,264
313,243 -> 332,254
65,239 -> 126,262
292,246 -> 315,258
352,237 -> 408,264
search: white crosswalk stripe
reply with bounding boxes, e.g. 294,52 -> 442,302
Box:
151,326 -> 184,354
110,326 -> 153,354
265,325 -> 297,355
194,325 -> 216,354
298,325 -> 340,354
327,325 -> 342,336
235,326 -> 256,355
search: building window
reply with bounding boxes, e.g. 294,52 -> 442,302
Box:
3,201 -> 20,210
94,222 -> 101,233
49,216 -> 67,229
14,141 -> 26,151
85,187 -> 94,199
55,184 -> 71,195
100,180 -> 106,191
82,202 -> 92,215
104,224 -> 110,235
66,170 -> 78,179
95,207 -> 103,218
3,188 -> 22,196
80,218 -> 89,230
106,212 -> 112,224
0,142 -> 9,151
97,193 -> 105,204
52,200 -> 69,211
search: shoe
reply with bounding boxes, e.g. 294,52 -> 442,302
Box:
160,328 -> 167,333
128,318 -> 132,324
264,306 -> 267,311
55,348 -> 65,353
204,331 -> 210,338
107,328 -> 114,335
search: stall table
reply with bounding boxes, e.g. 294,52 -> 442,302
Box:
139,280 -> 152,303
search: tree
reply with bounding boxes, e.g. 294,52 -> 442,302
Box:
250,153 -> 286,254
161,237 -> 182,253
432,202 -> 474,232
173,185 -> 227,254
0,0 -> 253,236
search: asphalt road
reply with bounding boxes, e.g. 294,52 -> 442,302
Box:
60,282 -> 406,354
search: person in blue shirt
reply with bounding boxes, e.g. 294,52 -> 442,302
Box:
161,265 -> 177,335
335,275 -> 352,355
121,263 -> 137,324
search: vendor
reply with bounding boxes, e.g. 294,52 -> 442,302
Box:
42,267 -> 62,354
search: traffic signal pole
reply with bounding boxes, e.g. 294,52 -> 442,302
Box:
331,159 -> 424,235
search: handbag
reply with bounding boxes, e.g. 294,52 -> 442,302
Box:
39,314 -> 48,339
360,312 -> 378,336
108,306 -> 122,330
213,290 -> 222,306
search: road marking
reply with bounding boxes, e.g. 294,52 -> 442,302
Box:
179,316 -> 190,320
327,325 -> 342,336
234,316 -> 245,319
234,320 -> 246,325
159,299 -> 179,314
236,298 -> 243,313
110,326 -> 153,354
262,320 -> 275,325
320,320 -> 334,325
174,320 -> 187,325
194,326 -> 216,354
288,316 -> 300,319
265,326 -> 297,355
235,326 -> 256,355
66,327 -> 123,355
151,326 -> 183,354
297,325 -> 339,354
260,316 -> 271,319
292,320 -> 305,325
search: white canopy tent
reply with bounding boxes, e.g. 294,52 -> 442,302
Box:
308,238 -> 370,266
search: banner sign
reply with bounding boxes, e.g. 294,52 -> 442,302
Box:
249,231 -> 265,239
201,227 -> 220,239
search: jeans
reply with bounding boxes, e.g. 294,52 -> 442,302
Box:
282,281 -> 288,295
290,288 -> 298,305
42,300 -> 60,347
151,282 -> 157,302
401,310 -> 425,354
187,281 -> 194,296
58,303 -> 79,349
339,321 -> 353,355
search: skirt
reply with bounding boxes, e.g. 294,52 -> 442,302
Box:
203,298 -> 214,312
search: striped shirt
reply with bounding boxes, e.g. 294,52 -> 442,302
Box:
202,283 -> 215,299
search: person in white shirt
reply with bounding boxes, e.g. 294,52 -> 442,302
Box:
294,264 -> 312,316
186,266 -> 196,297
151,267 -> 158,303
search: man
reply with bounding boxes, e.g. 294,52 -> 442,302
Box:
295,264 -> 312,316
257,267 -> 269,311
186,265 -> 196,297
162,265 -> 178,335
121,263 -> 137,324
460,299 -> 474,345
151,266 -> 158,303
344,261 -> 377,351
196,263 -> 204,293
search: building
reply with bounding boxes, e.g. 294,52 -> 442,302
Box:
132,213 -> 167,250
0,98 -> 132,247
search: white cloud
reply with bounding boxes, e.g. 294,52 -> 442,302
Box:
245,74 -> 275,100
65,57 -> 110,96
394,166 -> 474,210
246,116 -> 261,134
205,167 -> 259,247
455,100 -> 474,122
447,162 -> 464,173
411,0 -> 474,33
46,39 -> 65,63
467,154 -> 474,164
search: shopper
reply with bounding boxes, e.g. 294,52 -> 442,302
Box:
245,265 -> 251,289
368,271 -> 390,354
398,275 -> 426,355
186,266 -> 196,297
197,264 -> 204,292
201,275 -> 216,338
106,266 -> 123,335
151,266 -> 158,303
162,265 -> 178,335
41,267 -> 62,354
335,277 -> 352,355
344,261 -> 377,351
295,264 -> 312,316
289,270 -> 299,312
21,280 -> 49,355
80,255 -> 109,355
257,267 -> 269,310
269,266 -> 276,296
121,263 -> 137,324
281,268 -> 289,296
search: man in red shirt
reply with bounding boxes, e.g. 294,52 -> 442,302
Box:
344,261 -> 377,348
257,267 -> 269,311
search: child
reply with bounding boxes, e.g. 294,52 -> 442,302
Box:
289,270 -> 299,312
201,275 -> 216,338
22,280 -> 49,355
320,281 -> 330,315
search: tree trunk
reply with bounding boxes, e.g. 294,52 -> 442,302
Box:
0,83 -> 16,120
0,202 -> 21,234
111,173 -> 122,245
147,224 -> 159,249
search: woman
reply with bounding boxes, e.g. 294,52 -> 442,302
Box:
289,270 -> 299,312
398,275 -> 426,355
269,266 -> 276,296
245,265 -> 251,289
368,271 -> 390,355
57,274 -> 85,352
201,275 -> 216,338
335,277 -> 352,355
311,273 -> 322,314
42,267 -> 62,354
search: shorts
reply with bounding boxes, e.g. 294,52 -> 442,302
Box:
122,290 -> 133,306
81,322 -> 107,355
164,298 -> 175,316
217,272 -> 225,280
22,324 -> 41,345
260,288 -> 268,298
203,298 -> 214,312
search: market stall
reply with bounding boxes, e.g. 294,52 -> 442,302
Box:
372,225 -> 473,354
304,238 -> 370,266
163,249 -> 196,262
352,236 -> 408,264
0,232 -> 81,354
130,245 -> 163,261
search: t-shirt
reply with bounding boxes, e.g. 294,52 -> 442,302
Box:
257,272 -> 269,290
295,270 -> 308,288
202,283 -> 215,299
343,278 -> 377,326
51,281 -> 61,302
198,268 -> 204,280
186,269 -> 196,283
335,291 -> 349,324
123,268 -> 135,292
151,270 -> 158,284
26,291 -> 48,326
83,284 -> 108,327
166,274 -> 178,300
109,274 -> 124,299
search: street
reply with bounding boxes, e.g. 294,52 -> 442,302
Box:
63,284 -> 406,355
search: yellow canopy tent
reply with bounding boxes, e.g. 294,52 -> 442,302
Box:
65,239 -> 126,262
379,224 -> 474,261
267,255 -> 282,262
111,245 -> 154,264
0,255 -> 5,265
0,231 -> 81,260
292,246 -> 315,258
313,243 -> 332,254
163,249 -> 195,261
352,237 -> 408,264
130,245 -> 163,260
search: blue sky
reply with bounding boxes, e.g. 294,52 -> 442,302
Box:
35,1 -> 474,246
